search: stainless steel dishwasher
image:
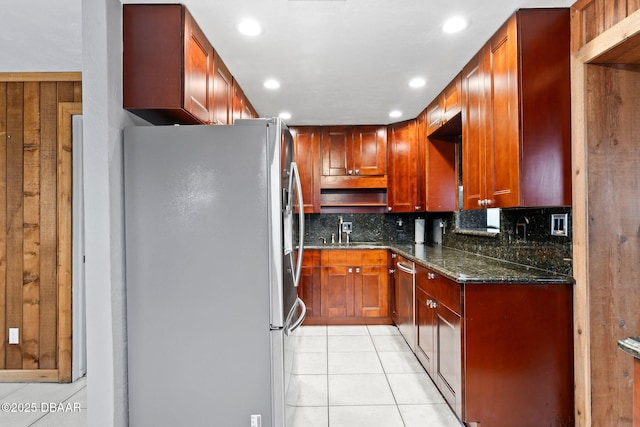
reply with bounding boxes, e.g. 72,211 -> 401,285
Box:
395,256 -> 416,352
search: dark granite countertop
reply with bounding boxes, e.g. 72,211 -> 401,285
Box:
304,242 -> 574,284
618,337 -> 640,359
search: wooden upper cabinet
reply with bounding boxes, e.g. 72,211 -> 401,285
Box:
461,49 -> 487,210
232,80 -> 259,123
321,125 -> 386,177
123,4 -> 214,125
212,52 -> 233,125
416,111 -> 457,212
461,8 -> 571,210
387,120 -> 419,212
291,126 -> 321,213
184,10 -> 214,124
123,4 -> 256,126
426,74 -> 462,136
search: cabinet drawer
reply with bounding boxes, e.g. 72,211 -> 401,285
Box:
321,249 -> 387,267
321,249 -> 354,266
417,267 -> 461,316
434,275 -> 461,315
360,249 -> 387,266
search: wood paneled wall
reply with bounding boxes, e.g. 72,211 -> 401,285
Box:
0,74 -> 81,382
571,8 -> 640,426
571,0 -> 640,51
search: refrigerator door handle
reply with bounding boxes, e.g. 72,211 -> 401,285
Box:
285,297 -> 307,336
289,161 -> 305,287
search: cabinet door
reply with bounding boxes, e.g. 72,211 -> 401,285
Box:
426,99 -> 443,137
416,287 -> 436,375
212,52 -> 232,125
298,250 -> 321,318
183,11 -> 214,124
387,120 -> 418,212
320,266 -> 354,317
436,302 -> 462,418
461,49 -> 488,210
354,266 -> 388,318
442,74 -> 462,123
415,112 -> 427,212
486,16 -> 519,208
231,82 -> 243,123
291,127 -> 321,213
353,126 -> 386,176
322,126 -> 353,176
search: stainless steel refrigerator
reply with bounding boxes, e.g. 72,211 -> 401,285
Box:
124,118 -> 306,427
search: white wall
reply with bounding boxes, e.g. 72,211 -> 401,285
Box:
2,0 -> 131,425
82,0 -> 134,425
0,0 -> 82,72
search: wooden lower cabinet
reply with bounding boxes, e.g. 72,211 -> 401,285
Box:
415,265 -> 463,416
300,249 -> 391,325
414,264 -> 574,427
298,250 -> 321,318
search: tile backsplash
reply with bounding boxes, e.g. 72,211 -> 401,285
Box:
304,207 -> 572,276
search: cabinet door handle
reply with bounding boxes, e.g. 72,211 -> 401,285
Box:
348,169 -> 353,175
485,199 -> 493,206
387,206 -> 393,212
430,301 -> 438,309
389,269 -> 396,274
355,268 -> 360,273
427,272 -> 436,280
355,169 -> 360,175
348,268 -> 353,273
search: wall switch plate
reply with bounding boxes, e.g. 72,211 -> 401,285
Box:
250,414 -> 262,427
551,213 -> 569,236
342,222 -> 352,233
9,328 -> 19,344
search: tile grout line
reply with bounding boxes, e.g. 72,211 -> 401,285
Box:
325,326 -> 330,426
368,325 -> 409,427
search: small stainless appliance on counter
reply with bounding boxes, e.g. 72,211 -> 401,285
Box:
124,118 -> 305,427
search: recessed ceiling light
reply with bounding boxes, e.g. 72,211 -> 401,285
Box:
409,78 -> 426,88
279,112 -> 292,120
389,110 -> 402,118
264,79 -> 281,89
443,16 -> 468,34
237,19 -> 262,36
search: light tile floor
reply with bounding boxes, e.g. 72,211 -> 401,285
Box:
289,325 -> 463,427
0,376 -> 87,427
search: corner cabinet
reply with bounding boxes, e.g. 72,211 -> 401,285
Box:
461,8 -> 571,210
301,249 -> 391,325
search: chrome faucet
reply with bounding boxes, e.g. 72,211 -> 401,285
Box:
338,216 -> 343,244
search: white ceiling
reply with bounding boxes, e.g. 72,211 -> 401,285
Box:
3,0 -> 575,126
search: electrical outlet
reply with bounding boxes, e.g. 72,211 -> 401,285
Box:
551,213 -> 568,237
342,222 -> 352,233
9,328 -> 19,344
